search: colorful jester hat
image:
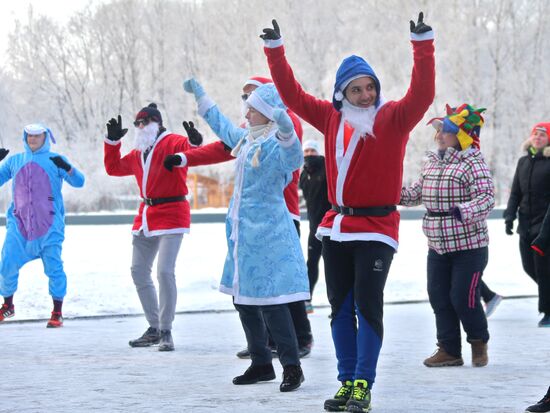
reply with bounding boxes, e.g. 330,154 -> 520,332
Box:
441,104 -> 486,150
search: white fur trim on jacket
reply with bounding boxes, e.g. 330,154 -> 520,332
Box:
197,95 -> 216,117
276,131 -> 297,148
104,136 -> 121,146
263,37 -> 284,49
174,152 -> 187,168
246,92 -> 274,121
410,30 -> 434,41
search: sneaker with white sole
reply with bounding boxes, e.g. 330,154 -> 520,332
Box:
484,294 -> 503,318
0,304 -> 14,322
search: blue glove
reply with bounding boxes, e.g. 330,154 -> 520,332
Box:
273,109 -> 293,136
183,78 -> 206,100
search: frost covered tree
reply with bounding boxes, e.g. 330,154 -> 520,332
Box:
0,0 -> 548,210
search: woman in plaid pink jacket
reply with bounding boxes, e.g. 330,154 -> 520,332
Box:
400,104 -> 495,369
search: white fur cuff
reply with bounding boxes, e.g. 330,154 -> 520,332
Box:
175,152 -> 187,168
104,136 -> 121,146
276,132 -> 297,148
410,30 -> 434,41
197,95 -> 216,117
263,37 -> 284,49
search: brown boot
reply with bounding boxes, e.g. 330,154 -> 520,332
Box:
470,340 -> 488,367
423,343 -> 464,367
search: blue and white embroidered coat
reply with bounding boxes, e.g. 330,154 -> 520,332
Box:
198,96 -> 309,305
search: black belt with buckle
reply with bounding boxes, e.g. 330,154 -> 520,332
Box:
142,196 -> 186,206
331,205 -> 396,217
426,210 -> 451,217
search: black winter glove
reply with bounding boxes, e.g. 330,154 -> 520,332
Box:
410,12 -> 432,34
106,115 -> 128,142
450,206 -> 463,222
50,156 -> 71,172
0,148 -> 9,162
260,19 -> 281,40
164,154 -> 182,172
182,121 -> 203,146
505,220 -> 514,235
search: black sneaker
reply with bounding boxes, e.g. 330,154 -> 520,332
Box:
324,380 -> 353,411
346,379 -> 372,412
298,342 -> 313,358
279,365 -> 304,392
128,327 -> 161,347
233,364 -> 276,385
158,330 -> 174,352
236,348 -> 251,359
538,314 -> 550,328
526,387 -> 550,412
236,346 -> 278,359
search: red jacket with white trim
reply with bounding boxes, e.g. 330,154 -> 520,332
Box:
265,36 -> 435,247
104,132 -> 193,236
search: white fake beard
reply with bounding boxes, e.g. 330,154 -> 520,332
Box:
134,122 -> 160,151
341,98 -> 379,138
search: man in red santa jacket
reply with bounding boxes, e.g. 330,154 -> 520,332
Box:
176,77 -> 314,359
104,103 -> 202,352
261,12 -> 435,412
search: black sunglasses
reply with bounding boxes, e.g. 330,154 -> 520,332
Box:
133,118 -> 151,127
241,93 -> 249,101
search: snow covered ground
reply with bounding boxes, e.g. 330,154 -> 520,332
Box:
1,219 -> 548,412
1,219 -> 536,321
2,298 -> 548,413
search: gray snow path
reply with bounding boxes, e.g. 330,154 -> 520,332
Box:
2,298 -> 548,413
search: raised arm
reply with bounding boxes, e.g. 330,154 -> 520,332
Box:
103,115 -> 136,177
50,155 -> 85,188
183,78 -> 247,148
389,12 -> 436,134
261,19 -> 334,134
273,109 -> 303,173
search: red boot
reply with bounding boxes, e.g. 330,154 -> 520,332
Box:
47,311 -> 64,328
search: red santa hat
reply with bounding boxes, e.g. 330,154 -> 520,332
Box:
243,76 -> 272,89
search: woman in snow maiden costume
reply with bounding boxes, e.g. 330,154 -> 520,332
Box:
175,76 -> 313,359
261,12 -> 435,412
0,124 -> 85,328
182,80 -> 309,392
400,104 -> 494,368
503,122 -> 550,327
103,103 -> 202,352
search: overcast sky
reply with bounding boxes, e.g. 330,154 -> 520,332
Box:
0,0 -> 107,66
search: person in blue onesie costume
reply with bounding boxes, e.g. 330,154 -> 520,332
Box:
0,124 -> 85,328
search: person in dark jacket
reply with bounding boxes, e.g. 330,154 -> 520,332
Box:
299,139 -> 331,313
503,122 -> 550,327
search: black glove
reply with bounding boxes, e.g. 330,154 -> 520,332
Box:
410,12 -> 432,34
182,121 -> 203,146
260,19 -> 281,40
106,115 -> 128,142
164,154 -> 182,172
50,156 -> 71,172
0,148 -> 9,162
505,220 -> 514,235
449,206 -> 462,222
